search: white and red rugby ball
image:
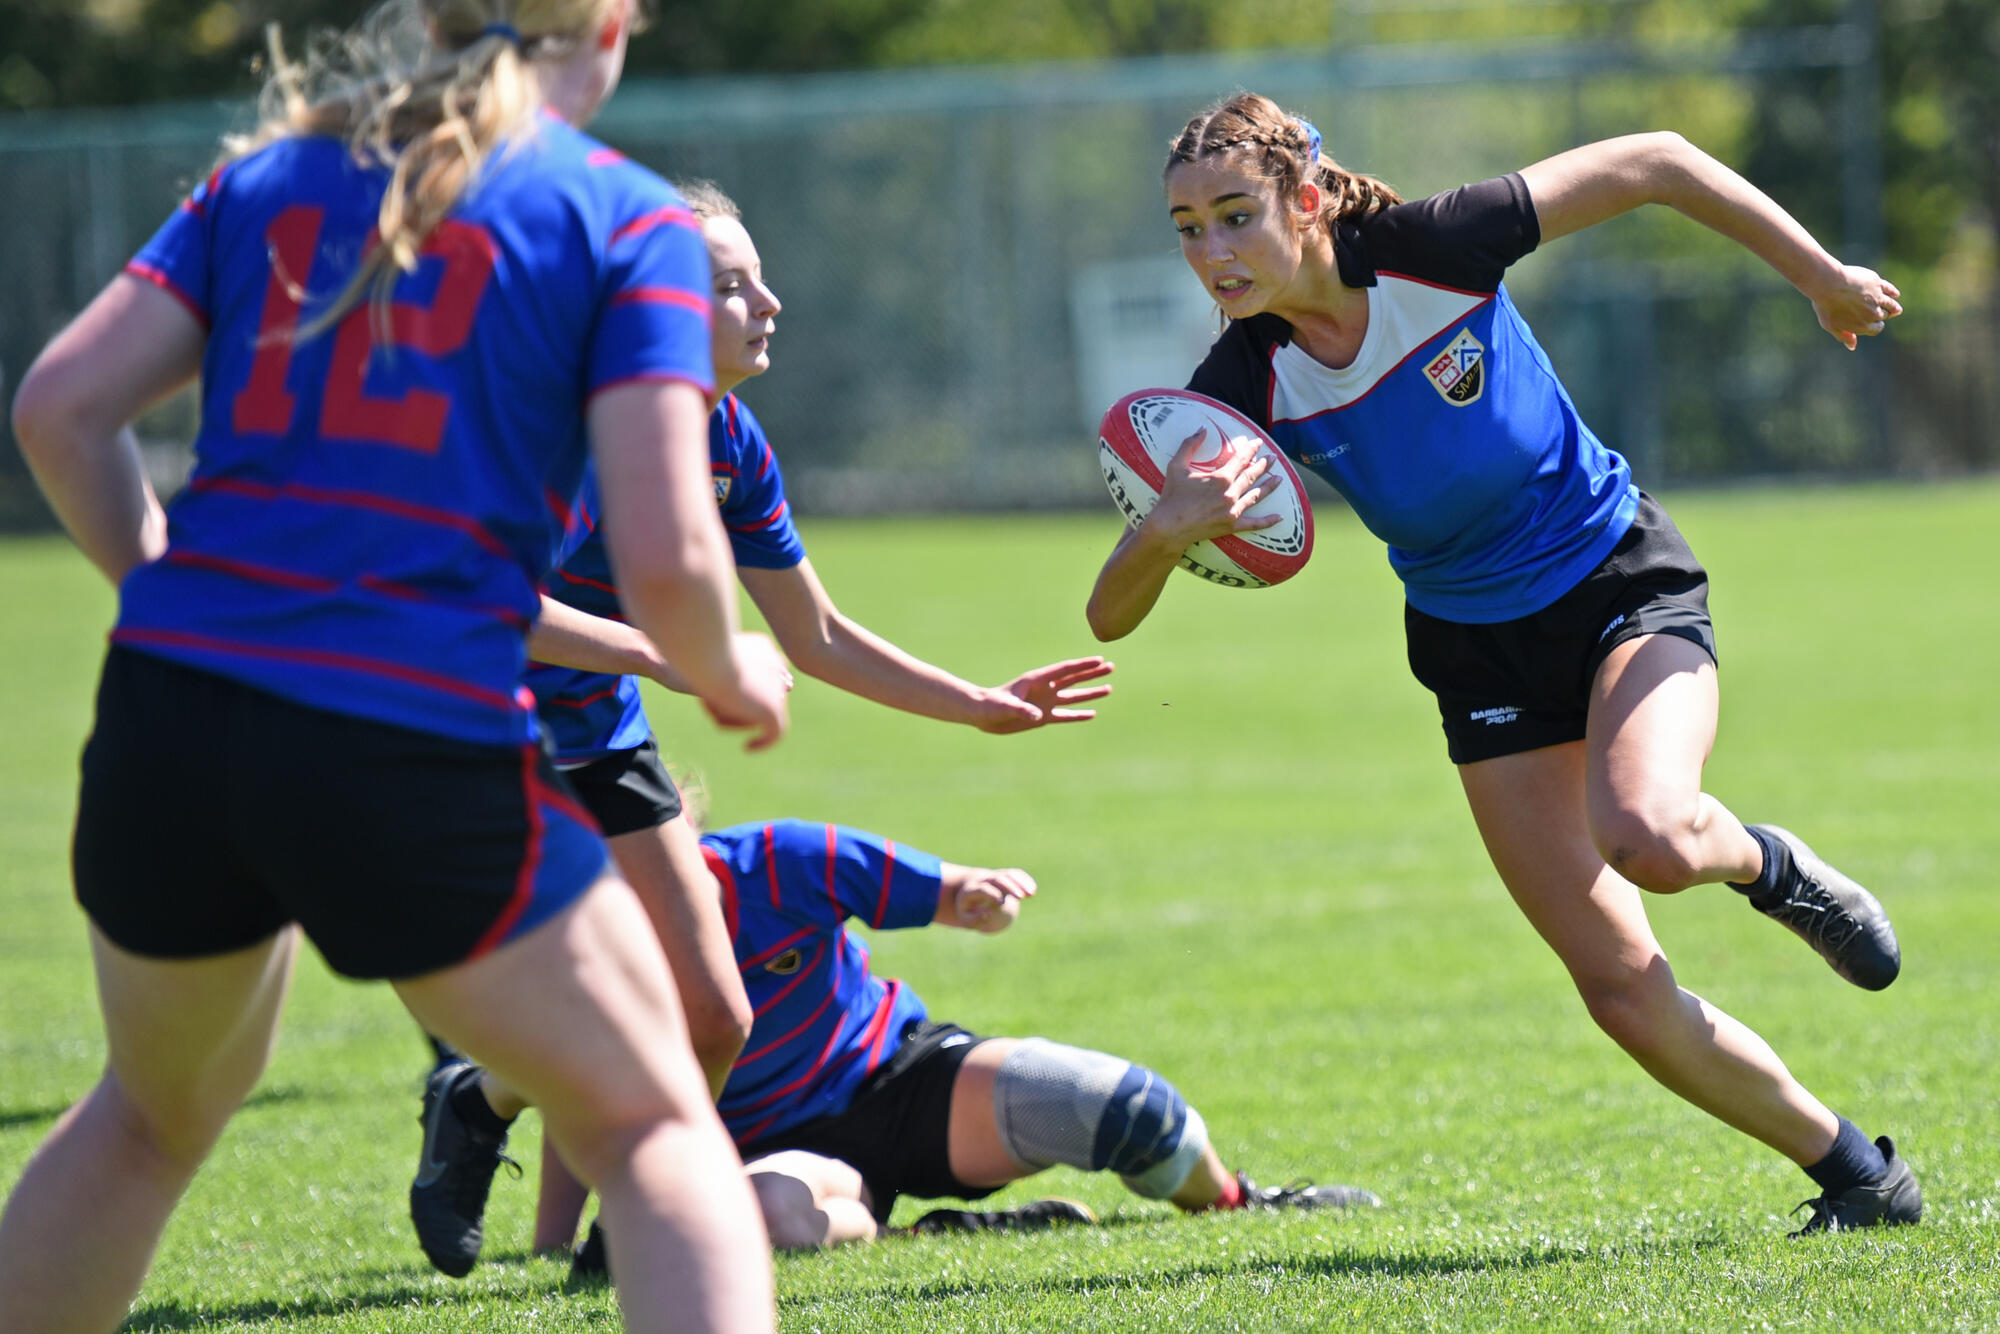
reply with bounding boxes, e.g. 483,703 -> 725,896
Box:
1098,388 -> 1314,588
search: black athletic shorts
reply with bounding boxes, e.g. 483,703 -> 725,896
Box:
74,648 -> 609,980
1405,493 -> 1718,765
560,738 -> 682,838
736,1019 -> 993,1222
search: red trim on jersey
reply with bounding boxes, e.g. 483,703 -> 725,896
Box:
735,987 -> 837,1068
724,394 -> 740,435
870,840 -> 899,929
859,980 -> 904,1068
730,1015 -> 850,1139
163,548 -> 334,594
469,746 -> 545,957
186,476 -> 514,559
822,824 -> 843,923
1270,294 -> 1496,424
544,685 -> 622,710
586,148 -> 627,167
544,486 -> 577,536
588,370 -> 715,403
764,823 -> 783,908
756,440 -> 776,481
110,628 -> 519,712
739,924 -> 816,972
704,846 -> 740,941
609,286 -> 712,318
123,263 -> 209,329
748,941 -> 826,1018
353,574 -> 531,631
609,205 -> 698,245
554,567 -> 619,596
725,501 -> 789,534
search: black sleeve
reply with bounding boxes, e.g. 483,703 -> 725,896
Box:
1184,314 -> 1287,432
1355,172 -> 1541,293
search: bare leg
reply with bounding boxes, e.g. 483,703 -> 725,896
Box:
743,1151 -> 881,1250
527,815 -> 751,1250
944,1039 -> 1027,1187
1586,635 -> 1763,891
1460,743 -> 1837,1165
398,874 -> 771,1333
0,925 -> 299,1333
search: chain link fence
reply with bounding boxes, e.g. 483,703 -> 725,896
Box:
2,28 -> 1992,529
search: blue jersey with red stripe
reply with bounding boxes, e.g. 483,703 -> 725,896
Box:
702,820 -> 940,1146
115,120 -> 713,745
527,394 -> 806,762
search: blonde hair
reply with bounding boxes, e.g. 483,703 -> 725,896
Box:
229,0 -> 628,337
1166,92 -> 1402,232
673,177 -> 741,224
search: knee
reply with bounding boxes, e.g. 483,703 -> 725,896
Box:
1592,805 -> 1704,892
1575,967 -> 1677,1059
100,1072 -> 232,1171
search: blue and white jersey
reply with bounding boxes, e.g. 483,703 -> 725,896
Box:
116,120 -> 713,745
1188,173 -> 1638,624
702,820 -> 940,1147
527,394 -> 807,763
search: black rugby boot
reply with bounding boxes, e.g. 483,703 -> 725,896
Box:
1790,1136 -> 1923,1235
908,1198 -> 1096,1234
1744,825 -> 1900,990
409,1061 -> 518,1277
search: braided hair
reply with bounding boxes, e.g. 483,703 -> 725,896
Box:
1165,92 -> 1401,230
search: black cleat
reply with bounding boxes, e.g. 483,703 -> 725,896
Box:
1745,825 -> 1900,990
908,1197 -> 1097,1235
409,1061 -> 517,1278
1790,1136 -> 1922,1235
570,1217 -> 609,1281
1236,1170 -> 1381,1211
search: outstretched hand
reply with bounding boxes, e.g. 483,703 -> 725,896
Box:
1810,265 -> 1903,350
974,656 -> 1116,733
953,868 -> 1036,933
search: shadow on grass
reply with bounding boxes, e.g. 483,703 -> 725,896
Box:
1,1084 -> 313,1133
778,1231 -> 1735,1312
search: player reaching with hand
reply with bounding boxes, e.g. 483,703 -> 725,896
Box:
411,178 -> 1116,1277
0,3 -> 787,1331
1087,92 -> 1919,1236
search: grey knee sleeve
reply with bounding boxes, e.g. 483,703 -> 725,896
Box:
990,1037 -> 1208,1200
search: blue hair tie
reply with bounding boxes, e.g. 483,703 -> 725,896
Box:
480,21 -> 523,45
1297,117 -> 1323,178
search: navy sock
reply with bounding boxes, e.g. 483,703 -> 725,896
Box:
1727,825 -> 1789,901
448,1069 -> 514,1135
1805,1117 -> 1888,1193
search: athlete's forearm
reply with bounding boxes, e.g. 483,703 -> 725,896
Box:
15,419 -> 167,585
789,612 -> 994,725
527,598 -> 690,691
1086,523 -> 1183,642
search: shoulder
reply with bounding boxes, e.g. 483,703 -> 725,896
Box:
1347,173 -> 1540,293
713,395 -> 780,473
1186,315 -> 1289,429
500,119 -> 692,234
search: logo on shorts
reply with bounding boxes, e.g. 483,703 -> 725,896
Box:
1425,328 -> 1485,405
1469,705 -> 1521,726
1598,612 -> 1627,643
766,949 -> 803,976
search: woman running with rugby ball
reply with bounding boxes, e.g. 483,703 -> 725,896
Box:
0,3 -> 786,1330
1088,92 -> 1918,1235
411,178 -> 1116,1274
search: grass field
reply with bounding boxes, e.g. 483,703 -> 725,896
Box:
2,482 -> 1997,1332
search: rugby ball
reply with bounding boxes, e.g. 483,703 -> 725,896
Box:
1098,388 -> 1314,588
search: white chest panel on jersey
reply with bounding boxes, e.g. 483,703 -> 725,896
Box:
1268,277 -> 1490,422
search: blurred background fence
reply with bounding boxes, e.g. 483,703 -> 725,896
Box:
2,14 -> 1995,526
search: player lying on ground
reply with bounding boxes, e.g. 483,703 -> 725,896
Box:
409,179 -> 1115,1279
427,817 -> 1380,1269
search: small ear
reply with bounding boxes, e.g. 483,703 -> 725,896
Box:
1298,182 -> 1323,215
598,1 -> 626,50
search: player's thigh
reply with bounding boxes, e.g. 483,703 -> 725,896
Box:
1457,744 -> 1667,986
946,1038 -> 1026,1188
394,874 -> 712,1186
743,1150 -> 869,1208
89,923 -> 299,1157
1585,632 -> 1720,838
609,816 -> 748,1030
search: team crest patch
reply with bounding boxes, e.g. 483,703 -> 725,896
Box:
1425,328 -> 1485,405
766,949 -> 803,976
712,475 -> 731,503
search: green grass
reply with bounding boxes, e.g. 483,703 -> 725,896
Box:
3,482 -> 1998,1331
